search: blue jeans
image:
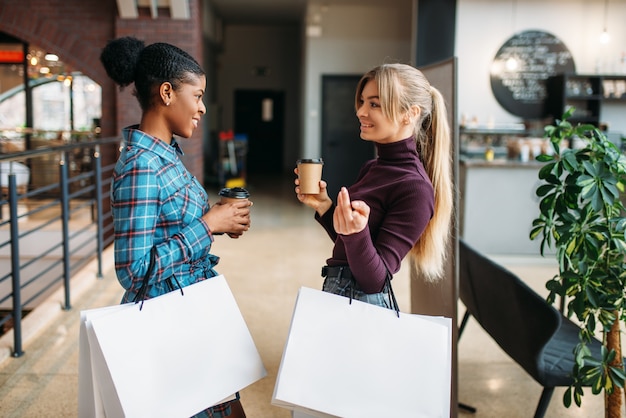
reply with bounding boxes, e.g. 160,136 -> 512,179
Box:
322,271 -> 392,309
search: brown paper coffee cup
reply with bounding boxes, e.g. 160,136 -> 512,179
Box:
297,158 -> 324,194
218,187 -> 250,204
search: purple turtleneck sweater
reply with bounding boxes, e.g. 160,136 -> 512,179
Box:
316,137 -> 434,293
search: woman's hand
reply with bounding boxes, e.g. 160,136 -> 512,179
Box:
333,187 -> 369,235
203,199 -> 252,238
294,167 -> 332,216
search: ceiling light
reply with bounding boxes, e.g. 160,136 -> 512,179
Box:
600,30 -> 611,44
505,57 -> 518,71
600,0 -> 611,44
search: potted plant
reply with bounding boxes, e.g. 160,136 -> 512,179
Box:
530,106 -> 626,417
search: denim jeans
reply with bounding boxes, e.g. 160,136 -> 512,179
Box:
322,271 -> 392,309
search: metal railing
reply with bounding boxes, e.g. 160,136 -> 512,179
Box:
0,136 -> 120,356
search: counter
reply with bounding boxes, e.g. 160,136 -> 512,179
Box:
459,158 -> 552,255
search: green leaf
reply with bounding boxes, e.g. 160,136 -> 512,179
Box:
580,182 -> 597,201
562,107 -> 576,120
544,173 -> 562,185
537,184 -> 555,197
540,193 -> 556,213
585,286 -> 599,308
582,160 -> 597,175
538,162 -> 555,180
601,182 -> 619,202
563,151 -> 579,170
590,191 -> 604,212
573,385 -> 583,406
563,387 -> 572,408
591,374 -> 603,394
609,365 -> 626,387
536,153 -> 555,162
529,225 -> 544,241
546,278 -> 563,294
612,238 -> 626,253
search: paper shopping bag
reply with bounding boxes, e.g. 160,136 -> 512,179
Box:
272,287 -> 452,418
78,275 -> 266,418
78,304 -> 125,417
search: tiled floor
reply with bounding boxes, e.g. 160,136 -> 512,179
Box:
0,174 -> 610,417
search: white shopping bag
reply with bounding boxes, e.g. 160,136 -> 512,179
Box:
78,275 -> 266,418
272,287 -> 452,418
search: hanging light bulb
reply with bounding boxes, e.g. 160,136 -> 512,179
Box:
600,0 -> 611,44
600,29 -> 611,44
506,56 -> 518,71
506,0 -> 520,71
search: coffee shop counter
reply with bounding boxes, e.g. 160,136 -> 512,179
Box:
459,157 -> 548,256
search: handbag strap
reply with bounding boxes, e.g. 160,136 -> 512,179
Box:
133,247 -> 184,310
385,272 -> 400,318
380,258 -> 400,318
346,266 -> 400,318
133,247 -> 157,310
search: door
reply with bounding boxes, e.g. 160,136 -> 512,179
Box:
234,90 -> 284,176
321,75 -> 375,199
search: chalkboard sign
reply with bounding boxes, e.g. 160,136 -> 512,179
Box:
490,30 -> 575,120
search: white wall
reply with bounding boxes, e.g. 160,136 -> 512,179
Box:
301,0 -> 414,159
456,0 -> 626,134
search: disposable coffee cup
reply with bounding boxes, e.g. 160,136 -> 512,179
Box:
296,158 -> 324,194
218,187 -> 250,204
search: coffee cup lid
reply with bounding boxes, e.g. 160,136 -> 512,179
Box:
297,158 -> 323,164
219,187 -> 250,198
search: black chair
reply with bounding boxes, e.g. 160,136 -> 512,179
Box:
458,239 -> 604,418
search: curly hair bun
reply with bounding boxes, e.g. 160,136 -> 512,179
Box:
100,36 -> 145,87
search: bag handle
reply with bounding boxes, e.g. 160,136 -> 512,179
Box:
385,271 -> 400,318
379,257 -> 400,318
132,247 -> 184,310
346,266 -> 400,318
133,247 -> 157,310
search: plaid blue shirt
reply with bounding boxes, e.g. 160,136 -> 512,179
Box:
112,126 -> 219,303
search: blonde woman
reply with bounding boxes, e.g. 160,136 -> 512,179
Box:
295,63 -> 453,308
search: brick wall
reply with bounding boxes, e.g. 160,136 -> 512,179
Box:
0,0 -> 205,182
114,5 -> 204,177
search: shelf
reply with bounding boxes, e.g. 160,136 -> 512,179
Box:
564,94 -> 603,100
547,73 -> 626,127
460,127 -> 527,135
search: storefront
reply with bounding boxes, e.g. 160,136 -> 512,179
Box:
459,29 -> 626,254
0,32 -> 102,190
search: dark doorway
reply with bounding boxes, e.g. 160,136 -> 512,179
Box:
321,75 -> 376,200
234,90 -> 284,176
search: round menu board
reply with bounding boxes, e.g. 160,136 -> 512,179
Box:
490,30 -> 576,119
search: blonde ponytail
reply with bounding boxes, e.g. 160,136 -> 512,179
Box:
410,85 -> 453,281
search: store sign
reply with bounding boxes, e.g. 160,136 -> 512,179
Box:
490,30 -> 575,119
0,50 -> 24,64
